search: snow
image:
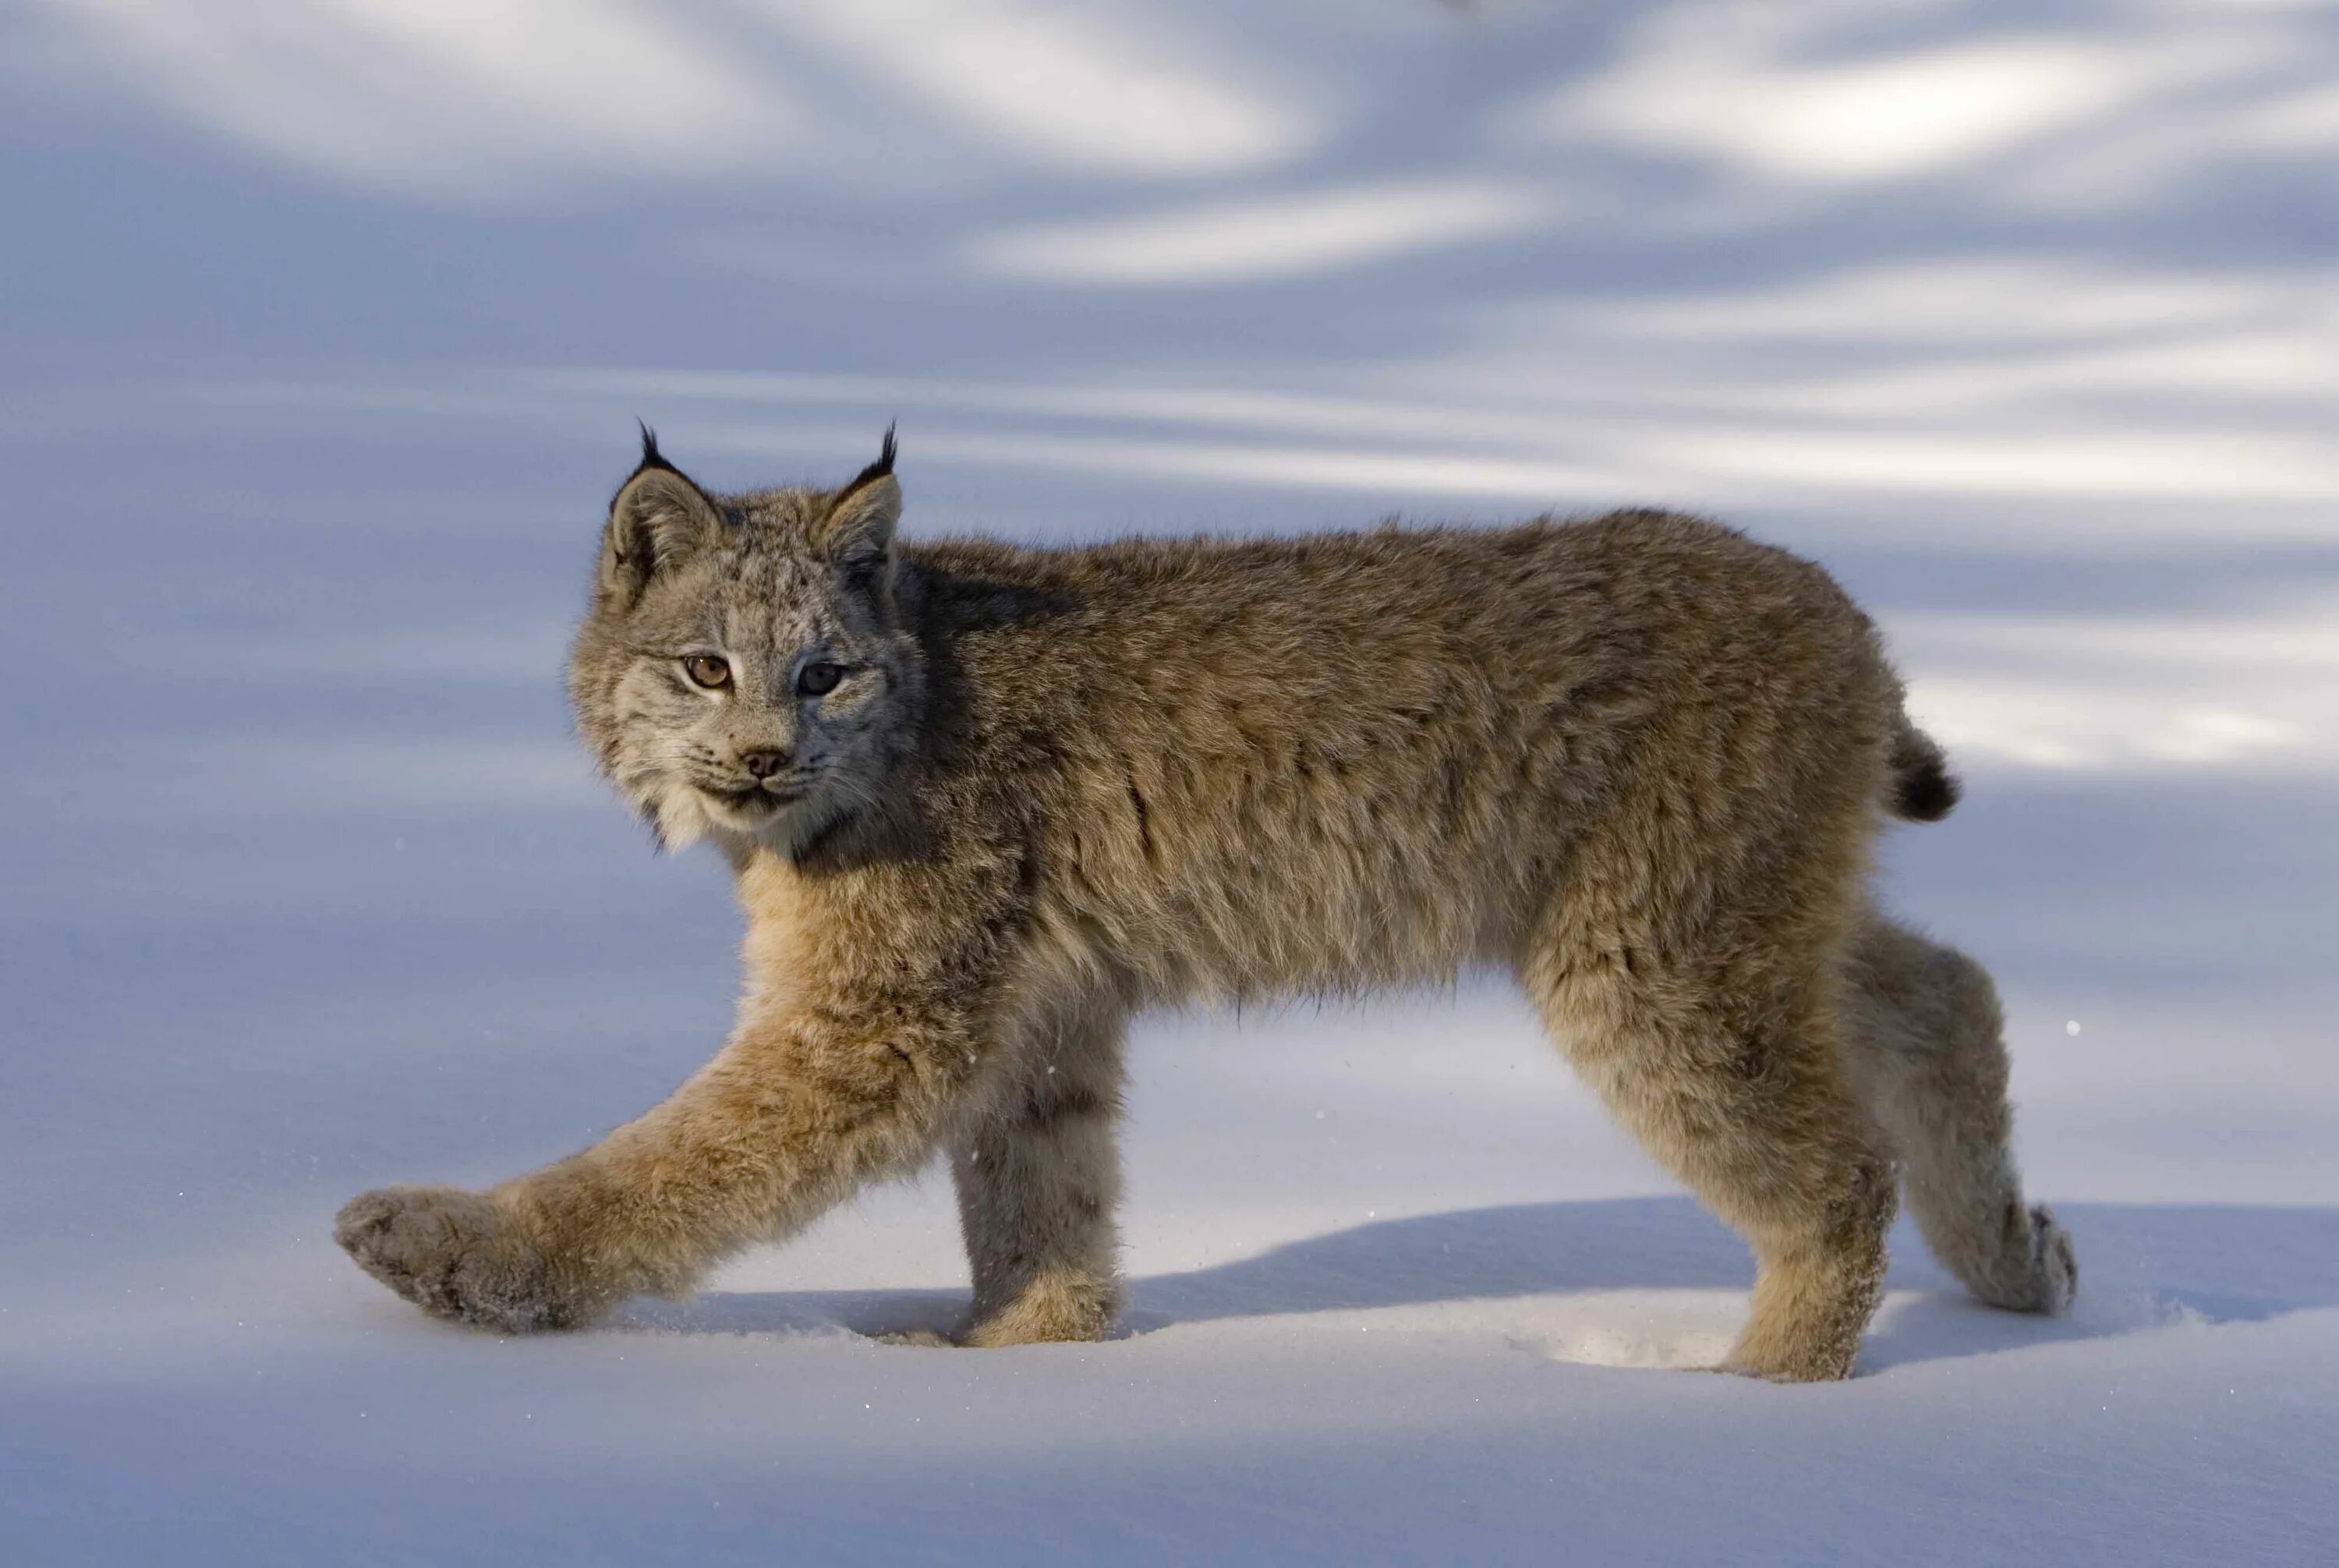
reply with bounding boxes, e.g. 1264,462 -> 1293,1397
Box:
4,2 -> 2337,1562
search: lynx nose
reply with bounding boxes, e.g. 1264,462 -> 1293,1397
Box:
739,749 -> 791,780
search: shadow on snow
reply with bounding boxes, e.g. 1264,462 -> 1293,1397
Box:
615,1197 -> 2339,1372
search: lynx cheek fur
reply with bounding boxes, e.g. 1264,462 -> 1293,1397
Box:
335,430 -> 2075,1380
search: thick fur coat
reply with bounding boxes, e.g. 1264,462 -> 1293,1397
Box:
337,434 -> 2072,1381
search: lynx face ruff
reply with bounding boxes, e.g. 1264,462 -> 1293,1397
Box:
336,431 -> 2074,1381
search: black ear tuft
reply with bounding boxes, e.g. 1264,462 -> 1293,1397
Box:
820,423 -> 902,595
835,421 -> 898,505
603,431 -> 722,596
610,419 -> 702,529
632,419 -> 682,480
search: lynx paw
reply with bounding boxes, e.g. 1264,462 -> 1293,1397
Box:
960,1272 -> 1122,1348
2021,1205 -> 2079,1316
1971,1203 -> 2079,1316
334,1185 -> 574,1333
1712,1343 -> 1860,1383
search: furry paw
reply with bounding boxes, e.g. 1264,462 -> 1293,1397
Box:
959,1273 -> 1121,1348
1972,1202 -> 2079,1316
1711,1345 -> 1860,1384
334,1185 -> 574,1333
2025,1205 -> 2079,1316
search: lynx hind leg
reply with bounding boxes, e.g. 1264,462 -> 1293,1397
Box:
948,1002 -> 1127,1348
1842,915 -> 2075,1315
1527,945 -> 1897,1382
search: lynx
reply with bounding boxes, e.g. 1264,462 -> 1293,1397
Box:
336,430 -> 2075,1380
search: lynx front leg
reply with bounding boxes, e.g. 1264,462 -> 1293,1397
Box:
950,1002 -> 1127,1347
334,1184 -> 577,1332
336,976 -> 996,1332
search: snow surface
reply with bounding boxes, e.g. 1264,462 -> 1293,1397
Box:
4,2 -> 2337,1563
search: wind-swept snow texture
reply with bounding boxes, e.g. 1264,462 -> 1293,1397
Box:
4,2 -> 2336,1563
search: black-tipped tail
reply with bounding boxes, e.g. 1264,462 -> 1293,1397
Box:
1891,718 -> 1961,822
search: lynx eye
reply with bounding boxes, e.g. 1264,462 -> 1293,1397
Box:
682,654 -> 731,690
796,661 -> 844,697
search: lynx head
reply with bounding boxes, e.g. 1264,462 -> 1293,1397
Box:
567,426 -> 925,856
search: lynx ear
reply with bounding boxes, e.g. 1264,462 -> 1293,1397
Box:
601,425 -> 722,599
819,423 -> 900,592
